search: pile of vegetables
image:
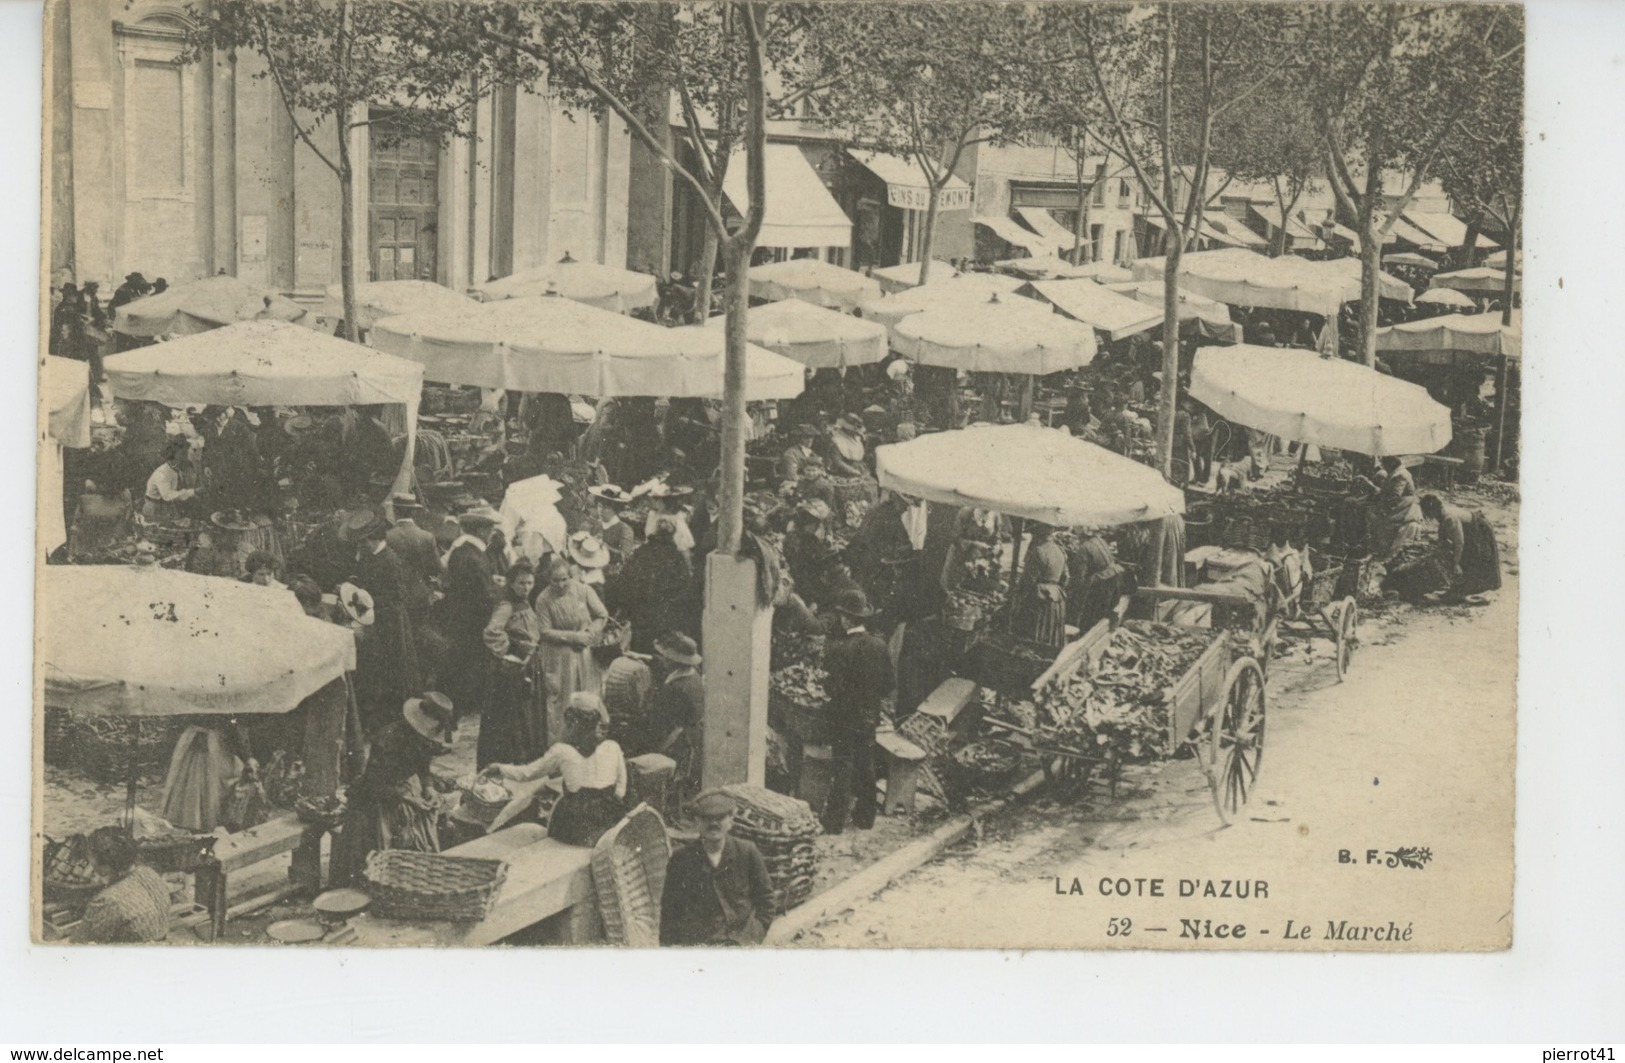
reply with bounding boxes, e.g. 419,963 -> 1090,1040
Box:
1032,621 -> 1212,760
769,661 -> 829,710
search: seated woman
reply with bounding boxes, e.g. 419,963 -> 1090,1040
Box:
1360,456 -> 1425,562
72,826 -> 171,944
483,692 -> 627,847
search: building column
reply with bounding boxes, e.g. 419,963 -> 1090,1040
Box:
67,0 -> 117,287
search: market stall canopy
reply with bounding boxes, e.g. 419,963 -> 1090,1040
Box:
1416,288 -> 1478,310
111,275 -> 309,338
1327,222 -> 1397,249
1484,249 -> 1521,269
877,423 -> 1184,528
43,356 -> 92,448
890,293 -> 1097,375
1201,212 -> 1268,249
477,257 -> 658,314
859,272 -> 1026,330
1105,282 -> 1241,344
1189,345 -> 1452,456
1023,279 -> 1162,341
747,258 -> 881,313
105,320 -> 424,409
847,150 -> 972,213
371,294 -> 804,400
1015,207 -> 1084,252
1132,249 -> 1411,317
1384,252 -> 1440,270
870,260 -> 959,295
1431,266 -> 1521,295
1403,211 -> 1497,250
318,279 -> 478,332
1251,204 -> 1325,249
707,297 -> 887,370
1375,311 -> 1521,364
974,215 -> 1060,257
41,566 -> 356,716
721,144 -> 852,251
997,256 -> 1134,283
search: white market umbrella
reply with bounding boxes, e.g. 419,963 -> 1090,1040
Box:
870,260 -> 961,295
41,357 -> 92,555
111,275 -> 309,338
1415,288 -> 1478,310
41,566 -> 356,717
1189,345 -> 1452,456
859,273 -> 1027,329
371,294 -> 804,401
876,423 -> 1184,528
890,293 -> 1097,375
706,297 -> 887,370
1484,249 -> 1521,270
1132,249 -> 1411,316
996,256 -> 1134,283
478,256 -> 658,314
1375,312 -> 1521,363
746,259 -> 882,314
1431,267 -> 1521,295
317,279 -> 477,332
1105,282 -> 1240,343
104,319 -> 425,496
1024,279 -> 1162,341
1384,252 -> 1440,270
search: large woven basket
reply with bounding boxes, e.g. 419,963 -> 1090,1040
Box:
720,785 -> 821,916
590,804 -> 670,947
363,849 -> 509,923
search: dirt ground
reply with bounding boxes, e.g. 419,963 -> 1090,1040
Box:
791,481 -> 1519,950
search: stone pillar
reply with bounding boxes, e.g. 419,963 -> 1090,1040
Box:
67,0 -> 117,287
700,553 -> 772,788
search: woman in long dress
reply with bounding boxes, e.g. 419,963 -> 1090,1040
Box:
159,717 -> 250,832
483,693 -> 627,848
1012,523 -> 1069,649
532,555 -> 608,743
330,694 -> 454,887
479,558 -> 550,769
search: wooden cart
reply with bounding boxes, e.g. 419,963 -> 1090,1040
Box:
987,600 -> 1268,825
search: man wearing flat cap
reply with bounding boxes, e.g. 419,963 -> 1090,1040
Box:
660,790 -> 776,946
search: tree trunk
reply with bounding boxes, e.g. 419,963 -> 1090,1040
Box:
1356,211 -> 1381,367
338,150 -> 358,343
1490,200 -> 1519,474
693,222 -> 719,324
1458,218 -> 1481,269
916,182 -> 943,284
1156,229 -> 1182,478
1072,147 -> 1089,264
716,241 -> 751,556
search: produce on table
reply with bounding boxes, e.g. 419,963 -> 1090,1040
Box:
1032,621 -> 1212,760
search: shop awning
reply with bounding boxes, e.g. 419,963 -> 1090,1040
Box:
1024,279 -> 1162,341
1403,211 -> 1497,250
1250,204 -> 1324,246
723,143 -> 852,250
974,215 -> 1059,257
1016,207 -> 1083,251
1328,222 -> 1397,249
848,150 -> 972,212
1201,213 -> 1268,249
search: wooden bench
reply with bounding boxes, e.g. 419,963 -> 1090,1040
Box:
193,811 -> 322,922
343,824 -> 599,947
874,731 -> 927,815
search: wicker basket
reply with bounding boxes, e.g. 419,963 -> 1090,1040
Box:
768,687 -> 832,746
363,849 -> 508,923
293,795 -> 348,831
42,835 -> 109,906
720,785 -> 821,916
590,804 -> 670,947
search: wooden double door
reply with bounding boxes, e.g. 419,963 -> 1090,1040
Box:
369,126 -> 440,282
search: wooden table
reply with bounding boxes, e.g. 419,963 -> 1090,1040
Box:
342,824 -> 601,947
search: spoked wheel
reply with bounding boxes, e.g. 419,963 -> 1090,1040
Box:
1207,658 -> 1267,824
1334,596 -> 1359,682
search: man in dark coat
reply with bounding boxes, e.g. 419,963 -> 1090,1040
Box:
821,589 -> 895,834
432,505 -> 502,724
201,405 -> 264,514
645,633 -> 705,798
344,510 -> 424,736
660,791 -> 776,946
385,496 -> 443,585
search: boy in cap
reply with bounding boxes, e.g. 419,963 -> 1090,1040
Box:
659,790 -> 776,946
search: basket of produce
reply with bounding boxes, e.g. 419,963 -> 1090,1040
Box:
42,834 -> 110,906
952,739 -> 1026,787
294,793 -> 348,830
590,804 -> 670,947
136,831 -> 217,874
768,662 -> 831,745
44,708 -> 76,767
70,715 -> 180,786
1032,621 -> 1213,762
719,785 -> 821,915
965,631 -> 1059,700
362,849 -> 508,922
456,775 -> 514,826
589,618 -> 631,665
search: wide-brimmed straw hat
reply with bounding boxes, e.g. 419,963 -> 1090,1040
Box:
338,507 -> 388,543
654,632 -> 702,667
403,692 -> 455,746
457,504 -> 503,530
567,532 -> 611,570
337,583 -> 375,626
587,484 -> 633,505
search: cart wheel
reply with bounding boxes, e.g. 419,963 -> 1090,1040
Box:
1334,597 -> 1358,682
1208,657 -> 1267,824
